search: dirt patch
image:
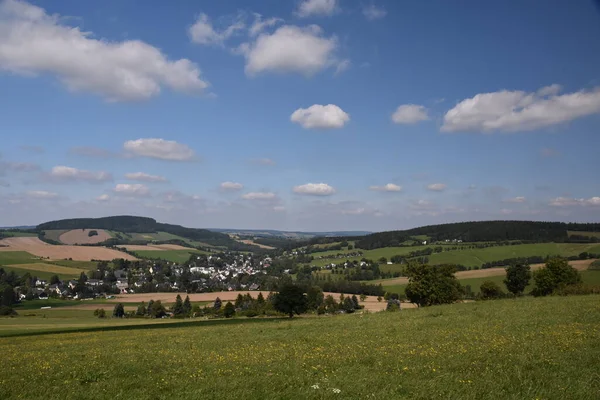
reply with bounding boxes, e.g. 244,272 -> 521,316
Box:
0,237 -> 137,261
238,240 -> 275,250
59,229 -> 112,245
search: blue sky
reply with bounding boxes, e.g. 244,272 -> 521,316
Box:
0,0 -> 599,231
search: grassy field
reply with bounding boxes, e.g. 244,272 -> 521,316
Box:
46,259 -> 99,270
42,229 -> 69,242
0,251 -> 94,279
1,295 -> 599,399
0,251 -> 40,265
427,243 -> 600,267
381,269 -> 600,296
0,231 -> 37,237
132,249 -> 207,263
568,230 -> 600,238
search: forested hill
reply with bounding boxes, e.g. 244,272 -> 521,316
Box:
36,216 -> 237,248
355,220 -> 600,250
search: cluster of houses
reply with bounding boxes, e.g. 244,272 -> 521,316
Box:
20,253 -> 275,300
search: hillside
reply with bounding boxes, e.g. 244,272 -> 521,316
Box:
36,216 -> 259,251
355,220 -> 600,249
1,296 -> 599,399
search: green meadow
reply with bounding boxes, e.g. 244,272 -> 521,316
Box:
1,295 -> 599,399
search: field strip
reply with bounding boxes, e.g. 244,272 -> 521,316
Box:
371,259 -> 595,286
6,263 -> 84,275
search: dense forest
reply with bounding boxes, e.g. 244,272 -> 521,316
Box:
36,216 -> 247,249
355,221 -> 600,250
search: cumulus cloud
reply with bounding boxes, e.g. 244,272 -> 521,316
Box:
96,194 -> 110,202
362,4 -> 387,20
123,138 -> 196,161
188,13 -> 245,46
0,0 -> 209,101
441,85 -> 600,132
293,183 -> 336,196
549,196 -> 600,207
113,183 -> 150,197
249,14 -> 283,36
48,166 -> 112,183
291,104 -> 349,129
427,183 -> 447,191
391,104 -> 429,124
220,181 -> 244,191
369,183 -> 402,192
504,196 -> 526,203
241,192 -> 276,200
296,0 -> 338,17
125,172 -> 167,182
238,25 -> 343,76
26,190 -> 58,199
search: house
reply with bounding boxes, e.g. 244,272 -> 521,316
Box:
35,279 -> 47,287
86,279 -> 101,287
38,292 -> 48,300
68,280 -> 78,289
48,284 -> 62,294
249,283 -> 260,291
422,240 -> 427,245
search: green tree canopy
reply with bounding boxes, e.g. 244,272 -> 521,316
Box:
404,264 -> 463,307
273,284 -> 308,318
223,301 -> 235,318
504,262 -> 531,296
113,303 -> 125,318
533,257 -> 581,296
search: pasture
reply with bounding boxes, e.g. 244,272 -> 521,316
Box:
58,229 -> 112,245
0,296 -> 599,399
131,249 -> 207,263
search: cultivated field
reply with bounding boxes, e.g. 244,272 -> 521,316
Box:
59,229 -> 112,245
0,237 -> 136,261
1,296 -> 598,399
129,249 -> 207,263
238,239 -> 275,249
118,244 -> 195,251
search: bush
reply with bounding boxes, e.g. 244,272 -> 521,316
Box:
93,308 -> 106,318
0,306 -> 17,316
479,281 -> 504,299
589,260 -> 600,271
553,284 -> 600,296
532,257 -> 581,296
223,302 -> 235,318
88,230 -> 98,237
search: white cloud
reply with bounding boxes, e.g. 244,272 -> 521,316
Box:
362,4 -> 387,20
504,196 -> 526,203
296,0 -> 338,17
49,166 -> 112,182
220,181 -> 243,191
96,194 -> 110,202
334,59 -> 350,76
392,104 -> 429,124
291,104 -> 349,129
238,25 -> 342,76
427,183 -> 447,191
369,183 -> 402,192
441,85 -> 600,132
123,138 -> 196,161
0,161 -> 39,172
26,190 -> 58,199
188,13 -> 245,46
293,183 -> 336,196
241,192 -> 276,200
113,183 -> 150,197
0,0 -> 208,101
249,14 -> 283,37
549,196 -> 600,207
125,172 -> 167,182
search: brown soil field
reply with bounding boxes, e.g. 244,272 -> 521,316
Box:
118,244 -> 194,251
106,291 -> 415,312
0,237 -> 137,261
238,240 -> 275,250
373,259 -> 595,286
59,229 -> 112,245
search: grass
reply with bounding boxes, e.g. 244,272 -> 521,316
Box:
46,259 -> 99,270
42,229 -> 69,242
132,249 -> 208,263
1,296 -> 599,399
568,230 -> 600,238
0,230 -> 37,237
4,263 -> 83,279
381,269 -> 600,295
0,251 -> 40,265
427,243 -> 600,267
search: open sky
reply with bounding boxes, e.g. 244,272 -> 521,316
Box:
0,0 -> 599,231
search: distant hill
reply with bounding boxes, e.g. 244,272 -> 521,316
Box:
208,228 -> 372,239
355,220 -> 600,250
36,216 -> 258,250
